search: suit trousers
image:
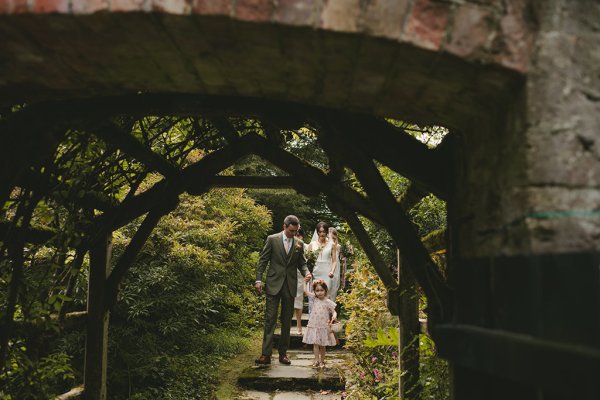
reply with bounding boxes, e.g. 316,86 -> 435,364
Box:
261,285 -> 294,357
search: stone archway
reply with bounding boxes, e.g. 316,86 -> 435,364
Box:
1,1 -> 599,399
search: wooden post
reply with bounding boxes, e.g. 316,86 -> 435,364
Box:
398,250 -> 421,399
84,233 -> 112,400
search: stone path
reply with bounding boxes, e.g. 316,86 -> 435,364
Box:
233,313 -> 348,399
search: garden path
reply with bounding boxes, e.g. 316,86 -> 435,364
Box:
234,314 -> 349,400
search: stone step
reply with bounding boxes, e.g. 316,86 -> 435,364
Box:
291,313 -> 309,327
273,328 -> 345,349
236,389 -> 342,399
237,349 -> 347,392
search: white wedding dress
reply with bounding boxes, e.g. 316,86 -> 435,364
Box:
308,240 -> 339,302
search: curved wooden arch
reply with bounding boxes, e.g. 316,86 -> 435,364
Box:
0,96 -> 450,399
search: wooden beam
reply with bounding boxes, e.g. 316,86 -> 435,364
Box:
397,253 -> 421,398
344,149 -> 452,322
84,233 -> 111,400
316,112 -> 449,199
242,134 -> 385,226
105,202 -> 177,311
327,199 -> 398,292
435,323 -> 600,399
399,182 -> 429,211
84,120 -> 179,178
0,222 -> 56,245
209,117 -> 240,143
92,133 -> 255,233
56,385 -> 84,400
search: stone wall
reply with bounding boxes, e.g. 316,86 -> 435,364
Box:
446,1 -> 600,398
0,0 -> 531,130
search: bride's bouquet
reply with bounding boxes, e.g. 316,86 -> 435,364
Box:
305,248 -> 320,273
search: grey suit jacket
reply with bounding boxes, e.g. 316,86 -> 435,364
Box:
256,232 -> 309,296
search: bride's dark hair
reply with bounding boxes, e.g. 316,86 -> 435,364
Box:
315,221 -> 329,234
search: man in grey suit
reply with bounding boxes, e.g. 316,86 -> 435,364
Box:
255,215 -> 311,365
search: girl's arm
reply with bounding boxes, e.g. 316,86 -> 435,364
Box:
330,309 -> 337,323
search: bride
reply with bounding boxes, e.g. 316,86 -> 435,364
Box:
307,222 -> 339,305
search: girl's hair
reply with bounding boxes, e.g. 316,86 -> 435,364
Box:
329,227 -> 339,262
312,279 -> 329,293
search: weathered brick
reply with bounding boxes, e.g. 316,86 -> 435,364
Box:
192,0 -> 231,15
32,0 -> 70,13
72,0 -> 109,14
151,0 -> 191,14
235,0 -> 273,22
362,0 -> 410,40
444,4 -> 496,61
0,0 -> 29,13
495,0 -> 536,73
272,0 -> 314,27
320,0 -> 360,32
110,0 -> 147,12
404,0 -> 450,50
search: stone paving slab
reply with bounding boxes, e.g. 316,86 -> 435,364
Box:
237,349 -> 348,392
237,389 -> 343,399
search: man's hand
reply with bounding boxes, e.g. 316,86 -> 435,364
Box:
255,281 -> 263,294
304,273 -> 312,282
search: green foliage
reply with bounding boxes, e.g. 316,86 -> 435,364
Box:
338,256 -> 449,400
0,350 -> 74,400
408,195 -> 447,237
101,187 -> 270,399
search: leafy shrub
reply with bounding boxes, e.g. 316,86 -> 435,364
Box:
0,350 -> 74,400
101,188 -> 270,399
338,256 -> 449,400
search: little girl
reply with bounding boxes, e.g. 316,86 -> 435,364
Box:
302,280 -> 337,368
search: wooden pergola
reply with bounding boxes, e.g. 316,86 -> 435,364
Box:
0,93 -> 452,399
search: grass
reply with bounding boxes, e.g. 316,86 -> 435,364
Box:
213,329 -> 263,400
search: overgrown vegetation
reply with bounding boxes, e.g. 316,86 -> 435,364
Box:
338,256 -> 450,400
336,122 -> 450,400
1,186 -> 271,399
1,103 -> 451,399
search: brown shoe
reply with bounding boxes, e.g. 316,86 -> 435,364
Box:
255,355 -> 271,365
279,354 -> 291,365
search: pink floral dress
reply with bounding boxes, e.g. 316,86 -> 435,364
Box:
302,293 -> 337,346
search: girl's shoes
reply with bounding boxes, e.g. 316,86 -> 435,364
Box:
318,361 -> 326,369
312,360 -> 320,368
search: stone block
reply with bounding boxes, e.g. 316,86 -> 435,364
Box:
404,0 -> 451,50
444,3 -> 496,61
362,0 -> 410,40
110,0 -> 147,12
495,0 -> 536,73
192,0 -> 231,16
272,0 -> 314,27
0,0 -> 29,13
151,0 -> 191,14
236,0 -> 273,23
320,0 -> 360,33
72,0 -> 109,14
32,0 -> 70,13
